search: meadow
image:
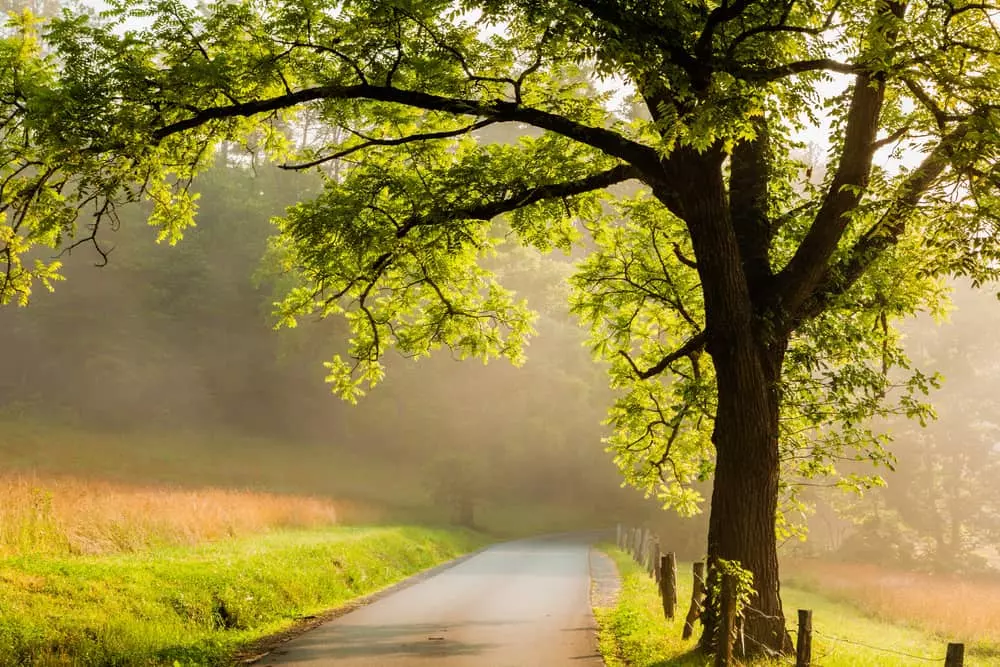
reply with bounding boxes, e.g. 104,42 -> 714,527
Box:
597,547 -> 1000,666
781,558 -> 1000,661
0,472 -> 341,556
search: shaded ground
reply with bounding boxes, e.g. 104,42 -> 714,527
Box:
255,534 -> 609,666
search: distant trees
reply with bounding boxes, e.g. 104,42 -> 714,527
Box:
829,284 -> 1000,572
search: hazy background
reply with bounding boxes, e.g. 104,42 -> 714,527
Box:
0,0 -> 997,572
0,152 -> 696,541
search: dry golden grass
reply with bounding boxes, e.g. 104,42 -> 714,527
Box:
782,558 -> 1000,645
0,472 -> 340,556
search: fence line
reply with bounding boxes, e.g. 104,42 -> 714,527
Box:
614,523 -> 965,667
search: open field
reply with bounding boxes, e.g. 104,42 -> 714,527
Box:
596,546 -> 996,666
782,558 -> 1000,660
0,472 -> 341,556
0,525 -> 486,665
0,419 -> 624,535
0,419 -> 414,522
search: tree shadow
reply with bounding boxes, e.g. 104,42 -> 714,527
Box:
261,620 -> 515,663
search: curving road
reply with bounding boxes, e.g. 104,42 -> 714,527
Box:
259,534 -> 607,666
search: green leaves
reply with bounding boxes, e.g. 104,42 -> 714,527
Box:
3,0 -> 1000,549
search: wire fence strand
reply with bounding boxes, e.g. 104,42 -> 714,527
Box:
812,629 -> 946,663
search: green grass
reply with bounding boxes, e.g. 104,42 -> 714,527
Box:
0,525 -> 488,666
596,546 -> 983,666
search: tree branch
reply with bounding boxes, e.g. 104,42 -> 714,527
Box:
798,121 -> 969,322
150,84 -> 662,172
619,331 -> 708,380
392,163 -> 640,240
696,0 -> 755,58
774,0 -> 907,316
741,58 -> 856,81
775,72 -> 892,312
279,119 -> 497,170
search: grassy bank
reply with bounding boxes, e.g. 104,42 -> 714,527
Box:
0,525 -> 486,665
595,546 -> 992,666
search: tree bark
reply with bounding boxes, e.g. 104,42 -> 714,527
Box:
655,146 -> 793,656
699,335 -> 793,655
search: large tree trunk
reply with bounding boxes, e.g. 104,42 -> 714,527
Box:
656,145 -> 793,657
699,335 -> 793,655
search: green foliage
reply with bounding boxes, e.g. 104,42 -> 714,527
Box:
709,558 -> 755,622
2,0 -> 1000,549
0,525 -> 487,665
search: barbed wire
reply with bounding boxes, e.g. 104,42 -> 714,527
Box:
812,629 -> 945,663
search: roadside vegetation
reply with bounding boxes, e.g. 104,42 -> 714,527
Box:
596,547 -> 997,666
0,470 -> 487,665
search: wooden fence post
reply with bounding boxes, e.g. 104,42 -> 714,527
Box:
945,643 -> 964,667
795,609 -> 812,667
683,561 -> 706,640
616,523 -> 622,550
714,573 -> 736,666
649,538 -> 659,578
659,552 -> 677,619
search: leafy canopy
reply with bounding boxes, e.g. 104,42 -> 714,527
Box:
1,0 -> 999,522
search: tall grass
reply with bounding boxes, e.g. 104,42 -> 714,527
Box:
0,472 -> 340,556
782,558 -> 1000,651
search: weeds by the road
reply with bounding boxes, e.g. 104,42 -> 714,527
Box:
595,546 -> 989,666
0,525 -> 486,665
0,472 -> 340,556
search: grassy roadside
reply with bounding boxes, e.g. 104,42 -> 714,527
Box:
0,525 -> 488,666
595,546 -> 986,666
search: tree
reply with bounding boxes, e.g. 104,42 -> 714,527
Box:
2,0 -> 1000,654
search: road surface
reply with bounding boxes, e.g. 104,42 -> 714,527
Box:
260,534 -> 607,666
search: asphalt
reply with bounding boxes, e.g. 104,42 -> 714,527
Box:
259,534 -> 607,666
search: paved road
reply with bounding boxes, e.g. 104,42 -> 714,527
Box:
261,534 -> 606,666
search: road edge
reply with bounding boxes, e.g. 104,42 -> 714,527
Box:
232,544 -> 493,665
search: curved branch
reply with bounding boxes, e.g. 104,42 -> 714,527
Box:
279,119 -> 497,170
619,331 -> 708,380
741,58 -> 856,81
392,163 -> 641,240
150,84 -> 662,171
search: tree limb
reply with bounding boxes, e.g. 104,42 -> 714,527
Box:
741,58 -> 856,81
774,53 -> 897,313
619,331 -> 708,380
279,119 -> 497,170
798,121 -> 969,323
150,84 -> 662,172
393,163 -> 640,239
